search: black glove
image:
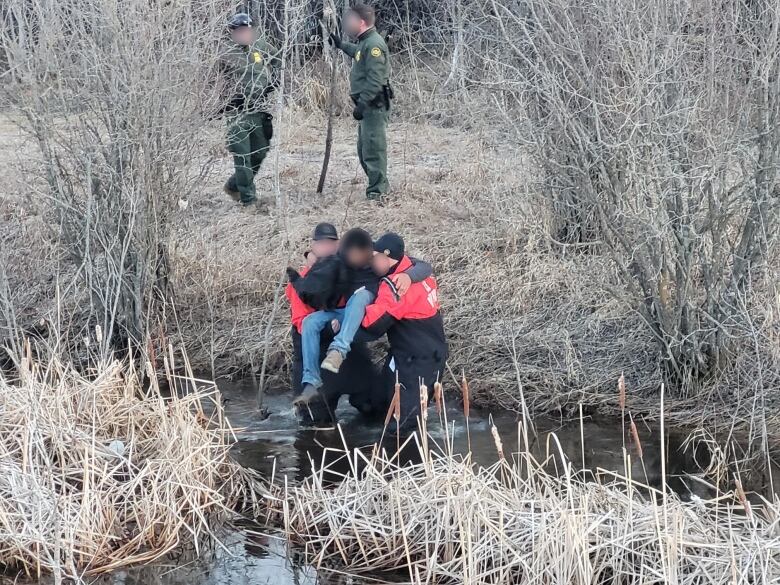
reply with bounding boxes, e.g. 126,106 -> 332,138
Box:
220,94 -> 244,116
260,83 -> 276,99
329,33 -> 342,49
286,267 -> 301,283
352,101 -> 365,121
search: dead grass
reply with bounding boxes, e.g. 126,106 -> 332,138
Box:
166,110 -> 652,399
0,345 -> 259,579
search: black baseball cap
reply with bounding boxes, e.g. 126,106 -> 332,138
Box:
312,222 -> 338,241
228,13 -> 253,30
373,232 -> 405,261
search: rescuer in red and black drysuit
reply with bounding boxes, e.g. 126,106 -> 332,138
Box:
359,232 -> 448,429
286,223 -> 339,390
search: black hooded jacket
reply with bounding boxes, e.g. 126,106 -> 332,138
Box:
286,255 -> 351,310
287,253 -> 432,310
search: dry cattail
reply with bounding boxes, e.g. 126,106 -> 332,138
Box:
618,373 -> 626,411
491,424 -> 505,460
433,381 -> 443,415
419,383 -> 429,420
384,379 -> 402,427
629,418 -> 643,459
461,371 -> 470,418
147,337 -> 157,369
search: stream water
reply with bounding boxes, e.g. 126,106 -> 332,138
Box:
68,378 -> 779,584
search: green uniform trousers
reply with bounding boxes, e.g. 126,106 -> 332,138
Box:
357,106 -> 389,197
226,112 -> 272,204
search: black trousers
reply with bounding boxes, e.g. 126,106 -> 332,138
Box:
290,327 -> 381,423
380,354 -> 447,429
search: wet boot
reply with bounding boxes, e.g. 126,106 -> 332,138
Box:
295,402 -> 336,430
293,383 -> 321,407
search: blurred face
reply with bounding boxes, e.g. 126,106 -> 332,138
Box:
231,26 -> 254,46
371,252 -> 398,276
345,246 -> 373,269
311,238 -> 339,259
344,11 -> 368,37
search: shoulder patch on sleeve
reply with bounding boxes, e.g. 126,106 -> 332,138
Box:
370,47 -> 382,58
355,50 -> 361,62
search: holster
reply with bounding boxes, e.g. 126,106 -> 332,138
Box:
383,82 -> 394,110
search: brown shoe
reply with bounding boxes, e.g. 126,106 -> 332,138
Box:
321,350 -> 344,374
223,182 -> 241,202
292,384 -> 321,407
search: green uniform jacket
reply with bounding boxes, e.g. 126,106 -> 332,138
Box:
339,28 -> 391,107
220,37 -> 281,113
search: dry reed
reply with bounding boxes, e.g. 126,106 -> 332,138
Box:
0,347 -> 258,579
278,412 -> 780,584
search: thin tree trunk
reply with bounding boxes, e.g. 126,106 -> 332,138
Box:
317,59 -> 338,194
317,13 -> 338,194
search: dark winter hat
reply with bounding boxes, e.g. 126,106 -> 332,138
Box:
373,232 -> 405,261
312,222 -> 339,241
228,13 -> 253,30
341,228 -> 373,250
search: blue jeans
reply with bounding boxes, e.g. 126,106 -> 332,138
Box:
301,288 -> 376,388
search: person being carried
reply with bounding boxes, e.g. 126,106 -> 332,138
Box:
288,228 -> 431,406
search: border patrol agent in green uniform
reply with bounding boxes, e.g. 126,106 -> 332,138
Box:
330,4 -> 393,201
220,14 -> 280,207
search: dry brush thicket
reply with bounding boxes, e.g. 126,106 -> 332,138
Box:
0,0 -> 229,353
486,0 -> 780,400
1,0 -> 779,429
0,347 -> 259,579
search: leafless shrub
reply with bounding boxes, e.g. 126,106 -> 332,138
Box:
0,0 -> 228,356
481,0 -> 780,396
